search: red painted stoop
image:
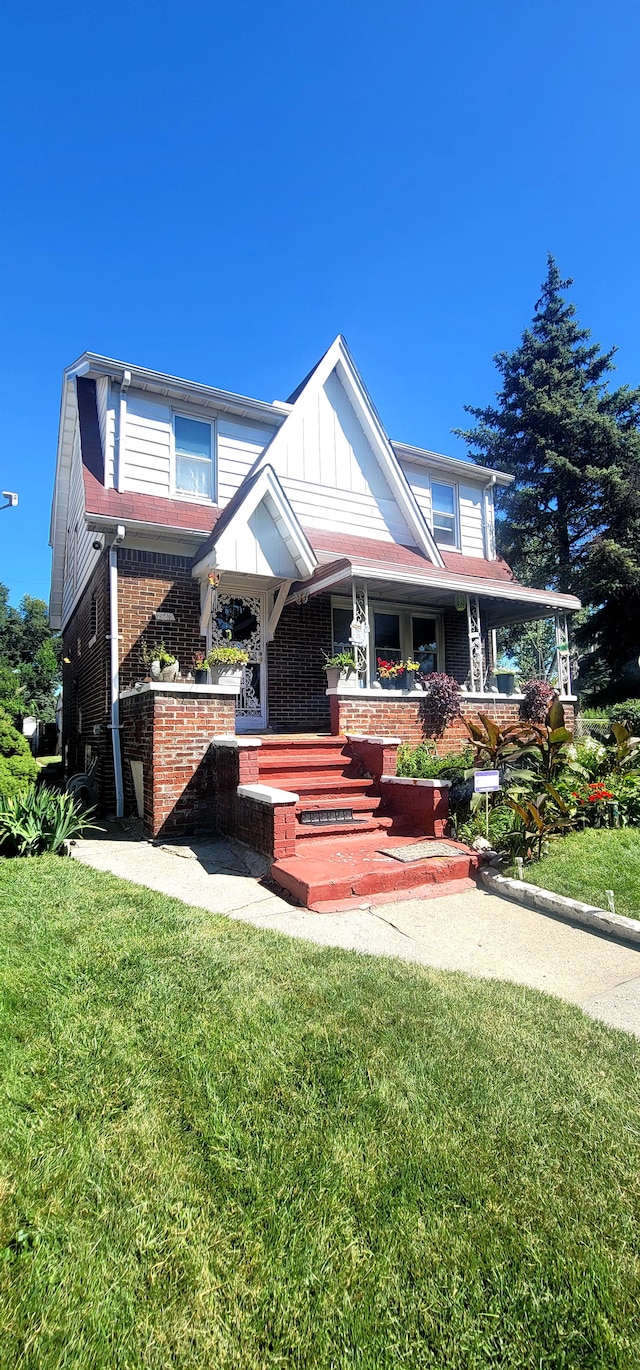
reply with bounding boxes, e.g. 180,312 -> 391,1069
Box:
258,737 -> 479,912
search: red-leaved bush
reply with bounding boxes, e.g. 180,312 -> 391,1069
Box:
419,672 -> 462,736
520,679 -> 555,723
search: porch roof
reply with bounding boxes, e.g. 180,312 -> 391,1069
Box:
288,529 -> 581,625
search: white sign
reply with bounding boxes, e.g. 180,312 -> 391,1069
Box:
474,769 -> 500,793
350,620 -> 368,647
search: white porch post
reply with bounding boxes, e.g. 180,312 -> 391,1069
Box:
351,580 -> 370,685
555,612 -> 572,697
467,594 -> 484,692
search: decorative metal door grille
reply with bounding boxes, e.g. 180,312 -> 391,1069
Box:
211,593 -> 263,719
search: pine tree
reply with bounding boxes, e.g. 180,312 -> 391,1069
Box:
456,256 -> 640,699
456,254 -> 640,595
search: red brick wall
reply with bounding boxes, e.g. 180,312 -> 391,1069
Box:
117,548 -> 205,691
214,744 -> 296,858
331,695 -> 575,755
120,689 -> 236,838
61,551 -> 113,805
267,595 -> 332,732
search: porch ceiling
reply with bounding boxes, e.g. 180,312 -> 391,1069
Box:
289,563 -> 580,624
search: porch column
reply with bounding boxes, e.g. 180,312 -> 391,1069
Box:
555,612 -> 572,697
466,594 -> 484,692
351,580 -> 370,685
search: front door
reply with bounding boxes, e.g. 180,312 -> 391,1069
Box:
210,591 -> 266,731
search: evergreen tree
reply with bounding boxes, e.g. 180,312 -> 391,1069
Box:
457,256 -> 640,698
456,254 -> 640,595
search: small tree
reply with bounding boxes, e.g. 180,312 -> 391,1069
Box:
0,711 -> 38,796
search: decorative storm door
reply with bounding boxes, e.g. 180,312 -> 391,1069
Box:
210,592 -> 266,731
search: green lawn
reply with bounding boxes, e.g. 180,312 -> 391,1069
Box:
529,829 -> 640,920
1,859 -> 639,1368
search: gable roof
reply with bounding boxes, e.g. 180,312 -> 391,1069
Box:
251,336 -> 446,568
192,464 -> 317,581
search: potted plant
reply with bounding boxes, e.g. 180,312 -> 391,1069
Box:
193,651 -> 208,685
142,640 -> 179,682
402,658 -> 421,690
493,660 -> 517,696
376,657 -> 403,690
206,644 -> 249,691
323,650 -> 357,690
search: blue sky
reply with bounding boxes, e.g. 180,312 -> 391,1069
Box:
1,0 -> 640,606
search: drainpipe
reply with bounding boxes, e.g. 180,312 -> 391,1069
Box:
483,474 -> 497,560
109,526 -> 126,818
116,369 -> 131,492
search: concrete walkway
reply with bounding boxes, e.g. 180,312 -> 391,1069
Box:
72,823 -> 640,1038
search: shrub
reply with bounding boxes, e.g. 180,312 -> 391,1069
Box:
0,786 -> 93,857
610,700 -> 640,736
419,673 -> 461,736
323,651 -> 357,672
0,712 -> 38,797
397,742 -> 472,780
520,679 -> 555,723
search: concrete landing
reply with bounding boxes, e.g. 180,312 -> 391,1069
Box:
270,830 -> 479,910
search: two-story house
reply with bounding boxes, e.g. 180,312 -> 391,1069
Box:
50,336 -> 580,907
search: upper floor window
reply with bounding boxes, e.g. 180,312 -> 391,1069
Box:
174,415 -> 214,499
432,481 -> 457,546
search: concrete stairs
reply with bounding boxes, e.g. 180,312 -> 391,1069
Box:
258,736 -> 478,911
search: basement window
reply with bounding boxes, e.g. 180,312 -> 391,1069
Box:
88,594 -> 98,647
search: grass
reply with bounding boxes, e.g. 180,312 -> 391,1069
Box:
529,829 -> 640,920
0,858 -> 639,1368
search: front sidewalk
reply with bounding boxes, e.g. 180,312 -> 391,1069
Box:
72,823 -> 640,1038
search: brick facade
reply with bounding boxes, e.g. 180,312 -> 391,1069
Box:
331,695 -> 575,754
61,551 -> 113,806
267,595 -> 332,732
120,688 -> 236,838
117,548 -> 206,691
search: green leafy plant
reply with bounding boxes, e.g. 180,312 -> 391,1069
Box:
506,786 -> 578,861
610,700 -> 640,735
0,786 -> 93,856
418,673 -> 462,736
522,699 -> 579,785
0,711 -> 38,797
323,651 -> 357,672
206,645 -> 249,668
464,713 -> 536,773
141,640 -> 176,669
609,722 -> 640,774
397,742 -> 473,781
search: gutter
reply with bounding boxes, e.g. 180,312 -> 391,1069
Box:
108,527 -> 126,818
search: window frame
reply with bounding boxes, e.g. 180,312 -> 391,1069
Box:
171,410 -> 217,503
331,596 -> 444,686
430,478 -> 459,550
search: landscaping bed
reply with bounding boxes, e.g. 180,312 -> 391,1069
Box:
1,857 -> 639,1367
525,828 -> 640,921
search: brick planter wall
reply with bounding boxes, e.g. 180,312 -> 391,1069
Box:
120,687 -> 236,838
331,695 -> 575,755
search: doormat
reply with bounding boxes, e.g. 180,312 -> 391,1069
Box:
379,840 -> 461,863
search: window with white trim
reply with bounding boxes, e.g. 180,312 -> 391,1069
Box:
331,598 -> 443,685
174,415 -> 214,499
431,481 -> 458,546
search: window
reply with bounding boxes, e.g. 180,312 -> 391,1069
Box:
331,597 -> 443,687
431,481 -> 457,546
374,612 -> 401,669
174,415 -> 213,498
331,606 -> 352,653
412,615 -> 438,674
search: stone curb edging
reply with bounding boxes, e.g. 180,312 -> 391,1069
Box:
479,869 -> 640,947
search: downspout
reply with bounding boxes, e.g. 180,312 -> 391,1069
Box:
116,369 -> 131,492
109,526 -> 126,818
483,474 -> 497,560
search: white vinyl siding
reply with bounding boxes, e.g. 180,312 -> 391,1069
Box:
265,370 -> 413,544
399,460 -> 486,559
60,417 -> 103,628
122,391 -> 173,496
96,376 -> 116,487
217,419 -> 276,505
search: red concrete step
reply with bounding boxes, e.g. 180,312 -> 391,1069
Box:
294,814 -> 396,841
295,793 -> 383,814
269,832 -> 479,910
269,776 -> 374,799
259,752 -> 351,775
